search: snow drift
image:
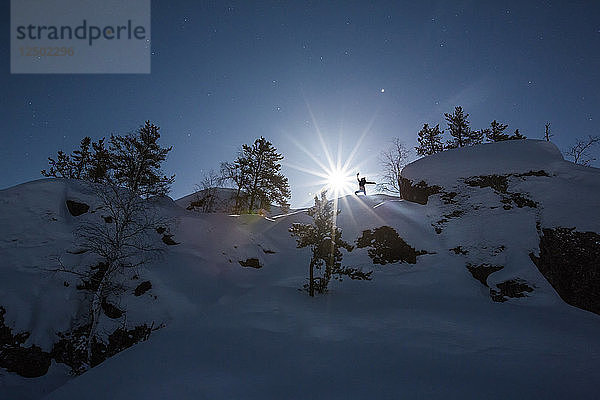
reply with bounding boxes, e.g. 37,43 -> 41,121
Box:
1,140 -> 600,399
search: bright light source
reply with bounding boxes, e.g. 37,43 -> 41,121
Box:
326,168 -> 352,196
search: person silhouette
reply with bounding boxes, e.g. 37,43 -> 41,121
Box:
355,173 -> 375,195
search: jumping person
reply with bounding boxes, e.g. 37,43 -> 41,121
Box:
355,173 -> 375,195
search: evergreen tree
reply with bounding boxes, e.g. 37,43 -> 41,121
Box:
41,150 -> 73,178
234,136 -> 290,213
445,106 -> 478,148
88,138 -> 111,183
415,123 -> 445,156
289,191 -> 370,296
486,120 -> 510,142
469,128 -> 484,145
71,137 -> 93,179
110,121 -> 175,197
508,129 -> 526,140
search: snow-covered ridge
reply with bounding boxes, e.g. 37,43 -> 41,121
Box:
1,140 -> 600,399
401,139 -> 600,232
402,139 -> 566,187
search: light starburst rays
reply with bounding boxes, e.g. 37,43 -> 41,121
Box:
284,100 -> 383,225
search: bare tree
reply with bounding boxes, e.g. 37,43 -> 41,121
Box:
188,170 -> 225,213
544,122 -> 552,141
565,135 -> 600,166
378,138 -> 411,196
71,183 -> 168,365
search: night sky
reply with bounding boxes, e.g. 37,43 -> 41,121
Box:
2,1 -> 599,207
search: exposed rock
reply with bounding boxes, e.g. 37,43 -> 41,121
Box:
239,258 -> 262,268
356,226 -> 426,265
464,175 -> 509,193
440,191 -> 458,204
103,216 -> 113,223
450,246 -> 468,255
466,263 -> 504,287
76,262 -> 108,292
515,170 -> 550,178
162,234 -> 179,245
51,324 -> 90,374
443,209 -> 464,219
65,200 -> 90,216
261,247 -> 276,254
530,227 -> 600,315
399,176 -> 441,205
52,323 -> 155,373
0,306 -> 51,378
101,298 -> 124,319
490,279 -> 534,302
464,174 -> 538,209
134,281 -> 152,296
1,345 -> 52,378
506,193 -> 537,208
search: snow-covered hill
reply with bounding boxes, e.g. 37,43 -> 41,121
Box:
1,140 -> 600,399
175,187 -> 287,216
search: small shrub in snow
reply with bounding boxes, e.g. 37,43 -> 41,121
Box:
290,191 -> 370,296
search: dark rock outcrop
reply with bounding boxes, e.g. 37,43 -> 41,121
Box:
101,299 -> 124,319
530,227 -> 600,315
134,281 -> 152,296
490,279 -> 534,302
52,323 -> 155,373
465,174 -> 509,193
162,234 -> 179,245
66,200 -> 90,216
356,226 -> 426,265
0,306 -> 51,378
399,177 -> 441,205
466,263 -> 503,287
239,258 -> 262,268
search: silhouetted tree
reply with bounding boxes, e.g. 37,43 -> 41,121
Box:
415,123 -> 444,156
544,122 -> 552,141
220,161 -> 249,213
88,138 -> 111,183
445,106 -> 480,148
50,182 -> 169,368
42,137 -> 111,182
508,129 -> 526,140
565,135 -> 600,166
469,129 -> 485,145
190,170 -> 225,213
486,120 -> 510,142
71,137 -> 93,179
379,138 -> 411,195
110,121 -> 175,197
233,137 -> 290,213
289,191 -> 370,296
41,150 -> 73,178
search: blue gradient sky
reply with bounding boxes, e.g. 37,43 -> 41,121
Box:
2,1 -> 599,207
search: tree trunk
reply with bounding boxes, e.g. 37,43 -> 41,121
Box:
249,155 -> 263,213
309,258 -> 314,297
85,262 -> 113,366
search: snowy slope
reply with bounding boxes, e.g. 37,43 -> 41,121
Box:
175,187 -> 286,215
1,141 -> 600,399
401,139 -> 600,231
